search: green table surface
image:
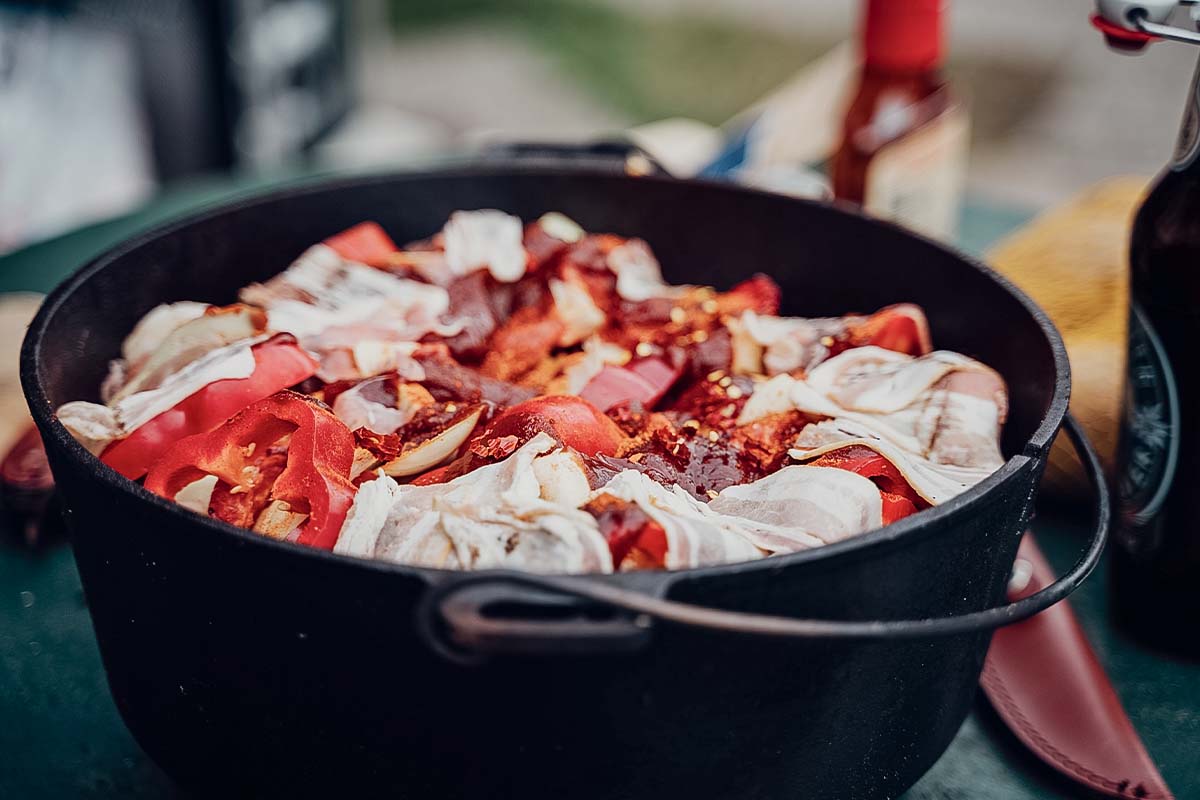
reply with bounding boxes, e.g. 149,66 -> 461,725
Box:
1,176 -> 1197,799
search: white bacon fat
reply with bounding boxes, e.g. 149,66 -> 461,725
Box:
442,209 -> 527,283
241,243 -> 459,381
735,346 -> 1007,506
334,440 -> 892,572
57,337 -> 261,454
335,434 -> 612,573
727,311 -> 827,376
606,240 -> 690,302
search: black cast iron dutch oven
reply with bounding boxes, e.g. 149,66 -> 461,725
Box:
21,157 -> 1108,800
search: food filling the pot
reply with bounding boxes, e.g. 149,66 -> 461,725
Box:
56,211 -> 1008,573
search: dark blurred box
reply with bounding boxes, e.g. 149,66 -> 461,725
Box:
132,0 -> 353,176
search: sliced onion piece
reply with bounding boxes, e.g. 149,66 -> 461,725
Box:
350,447 -> 383,480
112,305 -> 266,402
174,474 -> 218,515
538,212 -> 584,243
382,406 -> 484,478
252,500 -> 309,540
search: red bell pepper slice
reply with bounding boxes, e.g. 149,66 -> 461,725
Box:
476,395 -> 627,457
850,303 -> 932,356
144,391 -> 356,550
324,222 -> 397,264
589,498 -> 669,569
101,336 -> 318,480
412,396 -> 628,486
806,445 -> 927,524
715,274 -> 781,317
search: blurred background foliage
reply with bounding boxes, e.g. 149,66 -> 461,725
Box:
385,0 -> 823,125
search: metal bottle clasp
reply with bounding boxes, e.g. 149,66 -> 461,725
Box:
1093,1 -> 1200,48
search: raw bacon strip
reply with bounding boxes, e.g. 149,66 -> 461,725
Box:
58,336 -> 267,455
103,301 -> 209,401
708,465 -> 883,546
790,419 -> 996,505
805,347 -> 982,414
588,471 -> 770,569
336,434 -> 611,573
240,243 -> 458,373
724,304 -> 933,378
606,239 -> 689,302
108,305 -> 268,402
442,210 -> 528,283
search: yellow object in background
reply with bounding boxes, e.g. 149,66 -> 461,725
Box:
987,176 -> 1146,494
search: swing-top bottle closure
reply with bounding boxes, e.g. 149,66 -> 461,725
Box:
1092,1 -> 1200,50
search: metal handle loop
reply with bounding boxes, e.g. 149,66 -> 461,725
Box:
420,413 -> 1108,662
479,140 -> 673,178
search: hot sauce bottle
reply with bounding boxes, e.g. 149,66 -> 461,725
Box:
832,0 -> 969,240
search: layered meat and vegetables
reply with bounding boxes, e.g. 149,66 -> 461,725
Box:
56,211 -> 1008,573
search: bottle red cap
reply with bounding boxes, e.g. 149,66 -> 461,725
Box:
863,0 -> 944,72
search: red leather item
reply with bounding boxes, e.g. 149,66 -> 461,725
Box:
981,535 -> 1174,799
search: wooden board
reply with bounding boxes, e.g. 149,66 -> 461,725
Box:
987,177 -> 1145,494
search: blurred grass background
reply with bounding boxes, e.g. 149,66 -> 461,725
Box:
384,0 -> 1051,151
385,0 -> 825,125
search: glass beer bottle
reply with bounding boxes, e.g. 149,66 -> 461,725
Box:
1111,54 -> 1200,656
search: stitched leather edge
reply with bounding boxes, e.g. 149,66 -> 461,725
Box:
980,663 -> 1168,799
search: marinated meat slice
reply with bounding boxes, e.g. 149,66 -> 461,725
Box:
523,217 -> 575,271
578,355 -> 683,412
439,271 -> 508,361
602,412 -> 770,500
730,410 -> 821,474
414,348 -> 537,407
564,233 -> 624,273
480,305 -> 566,382
665,370 -> 755,430
681,324 -> 733,382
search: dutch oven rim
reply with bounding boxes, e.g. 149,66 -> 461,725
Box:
19,164 -> 1071,587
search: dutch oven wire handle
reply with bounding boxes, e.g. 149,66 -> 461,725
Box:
479,139 -> 673,177
417,413 -> 1109,664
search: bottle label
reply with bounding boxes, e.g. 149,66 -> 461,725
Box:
1118,303 -> 1180,540
863,103 -> 969,240
1172,57 -> 1200,170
